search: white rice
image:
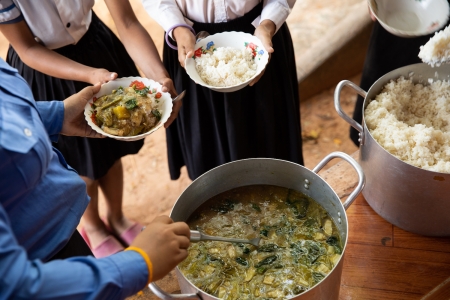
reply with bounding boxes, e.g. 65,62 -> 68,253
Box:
364,76 -> 450,173
195,47 -> 257,87
419,25 -> 450,67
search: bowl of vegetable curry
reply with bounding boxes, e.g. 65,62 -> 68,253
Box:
84,77 -> 172,141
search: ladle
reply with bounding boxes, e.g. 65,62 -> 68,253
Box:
190,230 -> 261,247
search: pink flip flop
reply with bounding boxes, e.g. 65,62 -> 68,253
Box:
80,227 -> 124,258
119,222 -> 143,246
101,218 -> 143,246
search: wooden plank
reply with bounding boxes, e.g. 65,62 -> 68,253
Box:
422,276 -> 450,300
347,201 -> 393,247
394,227 -> 450,253
354,194 -> 370,206
342,243 -> 450,295
340,285 -> 421,300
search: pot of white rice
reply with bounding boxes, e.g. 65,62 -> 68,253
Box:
334,63 -> 450,236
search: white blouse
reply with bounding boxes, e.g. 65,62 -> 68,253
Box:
0,0 -> 94,49
142,0 -> 296,35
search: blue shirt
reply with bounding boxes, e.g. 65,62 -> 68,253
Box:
0,59 -> 148,299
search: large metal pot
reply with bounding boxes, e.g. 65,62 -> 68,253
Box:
334,63 -> 450,236
149,152 -> 364,299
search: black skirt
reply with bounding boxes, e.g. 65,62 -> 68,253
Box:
350,17 -> 450,145
164,3 -> 304,180
7,12 -> 143,180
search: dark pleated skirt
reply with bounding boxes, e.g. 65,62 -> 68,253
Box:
350,20 -> 450,145
7,12 -> 144,180
164,3 -> 304,180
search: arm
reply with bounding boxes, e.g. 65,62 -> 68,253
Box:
0,20 -> 117,85
0,207 -> 190,299
36,84 -> 104,139
250,0 -> 296,86
105,0 -> 181,126
0,205 -> 147,300
141,0 -> 195,68
141,0 -> 191,35
260,0 -> 296,33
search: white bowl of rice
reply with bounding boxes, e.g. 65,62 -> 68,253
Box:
185,31 -> 269,93
368,0 -> 449,37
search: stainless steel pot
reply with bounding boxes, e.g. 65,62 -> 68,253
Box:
149,152 -> 365,299
335,63 -> 450,236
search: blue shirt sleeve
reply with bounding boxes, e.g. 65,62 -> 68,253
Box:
35,101 -> 64,142
0,205 -> 149,300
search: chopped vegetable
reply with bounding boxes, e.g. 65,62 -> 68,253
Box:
258,244 -> 278,252
255,255 -> 277,268
130,80 -> 145,90
235,257 -> 248,266
323,219 -> 333,236
251,203 -> 261,212
151,109 -> 162,121
263,275 -> 275,285
124,98 -> 138,110
112,106 -> 130,119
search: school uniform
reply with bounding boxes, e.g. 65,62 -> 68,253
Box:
143,0 -> 304,180
0,0 -> 144,179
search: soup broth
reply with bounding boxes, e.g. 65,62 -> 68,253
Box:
179,185 -> 342,299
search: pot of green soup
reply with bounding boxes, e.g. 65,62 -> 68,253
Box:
149,152 -> 364,299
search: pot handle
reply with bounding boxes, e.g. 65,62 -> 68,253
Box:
312,151 -> 365,210
148,282 -> 201,299
334,80 -> 367,145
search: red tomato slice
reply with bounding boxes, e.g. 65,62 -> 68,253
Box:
130,80 -> 145,90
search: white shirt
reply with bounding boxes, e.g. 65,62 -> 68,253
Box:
0,0 -> 94,49
142,0 -> 296,35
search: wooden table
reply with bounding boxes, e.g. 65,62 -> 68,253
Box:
340,194 -> 450,300
131,152 -> 450,300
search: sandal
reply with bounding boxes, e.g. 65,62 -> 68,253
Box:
102,218 -> 143,246
80,227 -> 124,258
119,222 -> 143,246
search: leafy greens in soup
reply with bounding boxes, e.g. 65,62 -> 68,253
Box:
179,185 -> 342,299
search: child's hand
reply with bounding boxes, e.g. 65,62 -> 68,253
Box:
61,83 -> 105,138
88,68 -> 117,85
157,76 -> 183,128
251,20 -> 275,86
131,216 -> 190,282
172,27 -> 196,68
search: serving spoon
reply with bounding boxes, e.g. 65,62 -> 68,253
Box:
172,90 -> 186,103
190,230 -> 261,247
195,31 -> 210,43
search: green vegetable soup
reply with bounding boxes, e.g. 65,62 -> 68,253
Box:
179,185 -> 342,299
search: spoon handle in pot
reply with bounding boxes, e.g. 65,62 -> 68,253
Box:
190,230 -> 261,247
